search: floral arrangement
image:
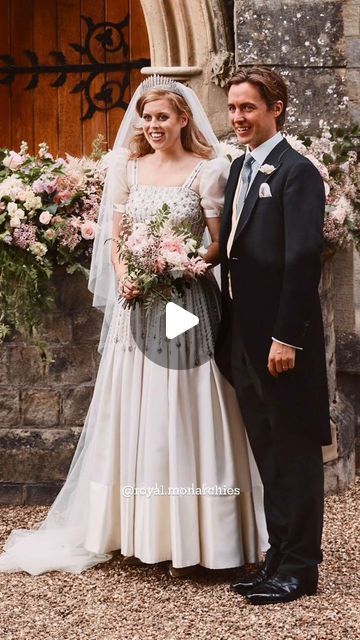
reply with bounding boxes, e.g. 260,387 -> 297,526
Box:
0,139 -> 105,344
286,124 -> 360,253
118,203 -> 209,311
220,125 -> 360,253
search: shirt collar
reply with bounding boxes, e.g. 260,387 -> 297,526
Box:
246,131 -> 283,167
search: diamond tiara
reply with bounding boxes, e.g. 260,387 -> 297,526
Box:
140,74 -> 183,96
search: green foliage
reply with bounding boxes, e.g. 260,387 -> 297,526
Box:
0,245 -> 55,343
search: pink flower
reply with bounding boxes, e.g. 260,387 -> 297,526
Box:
186,256 -> 209,277
159,237 -> 188,265
17,190 -> 27,202
3,151 -> 24,171
125,223 -> 151,253
80,220 -> 97,240
44,228 -> 57,241
33,178 -> 56,195
12,223 -> 37,248
153,256 -> 167,274
39,211 -> 52,225
54,189 -> 73,204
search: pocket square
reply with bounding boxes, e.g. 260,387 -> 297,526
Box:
259,183 -> 272,198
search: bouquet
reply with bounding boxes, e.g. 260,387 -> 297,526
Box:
118,203 -> 209,311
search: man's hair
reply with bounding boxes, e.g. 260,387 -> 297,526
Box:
226,67 -> 288,129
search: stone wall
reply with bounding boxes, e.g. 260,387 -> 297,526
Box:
0,272 -> 102,505
234,0 -> 359,131
0,259 -> 355,504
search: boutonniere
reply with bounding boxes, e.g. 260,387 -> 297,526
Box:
259,164 -> 276,175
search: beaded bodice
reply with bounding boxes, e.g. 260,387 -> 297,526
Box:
107,161 -> 221,365
125,160 -> 206,240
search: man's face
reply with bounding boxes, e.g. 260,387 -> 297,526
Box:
227,82 -> 283,150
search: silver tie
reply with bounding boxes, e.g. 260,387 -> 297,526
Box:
236,155 -> 255,218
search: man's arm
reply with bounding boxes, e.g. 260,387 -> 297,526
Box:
272,159 -> 325,349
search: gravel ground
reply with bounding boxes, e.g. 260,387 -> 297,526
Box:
0,480 -> 359,640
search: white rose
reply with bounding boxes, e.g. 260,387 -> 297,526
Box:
39,211 -> 52,225
29,242 -> 48,258
10,216 -> 22,228
7,202 -> 20,216
184,238 -> 197,253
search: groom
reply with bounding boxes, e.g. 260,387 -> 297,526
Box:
215,67 -> 331,605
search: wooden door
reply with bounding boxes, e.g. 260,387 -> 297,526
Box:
0,0 -> 150,156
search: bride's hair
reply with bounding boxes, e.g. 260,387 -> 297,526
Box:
129,89 -> 214,159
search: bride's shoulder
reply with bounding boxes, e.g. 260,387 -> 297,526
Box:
198,155 -> 231,179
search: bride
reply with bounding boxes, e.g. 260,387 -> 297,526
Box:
0,76 -> 266,576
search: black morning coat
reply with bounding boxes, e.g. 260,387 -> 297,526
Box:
215,137 -> 332,446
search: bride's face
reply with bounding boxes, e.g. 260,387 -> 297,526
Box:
141,98 -> 188,152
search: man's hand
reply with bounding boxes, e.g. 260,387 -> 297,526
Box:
267,341 -> 296,378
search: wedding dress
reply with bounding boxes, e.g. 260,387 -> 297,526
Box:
0,153 -> 267,575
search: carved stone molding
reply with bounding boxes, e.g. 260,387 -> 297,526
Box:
139,0 -> 234,135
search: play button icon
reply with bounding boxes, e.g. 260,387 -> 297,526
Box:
165,302 -> 199,339
129,278 -> 220,370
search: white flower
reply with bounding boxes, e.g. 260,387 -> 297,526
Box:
39,211 -> 53,225
20,141 -> 28,155
3,151 -> 24,171
169,267 -> 186,279
259,164 -> 276,175
184,238 -> 197,253
24,194 -> 42,211
29,242 -> 48,258
284,134 -> 307,154
197,245 -> 207,257
7,203 -> 25,220
10,216 -> 22,228
324,182 -> 330,197
7,202 -> 19,216
218,141 -> 245,162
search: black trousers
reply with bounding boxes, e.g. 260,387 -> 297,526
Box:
232,344 -> 325,574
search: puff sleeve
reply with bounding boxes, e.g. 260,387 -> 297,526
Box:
197,157 -> 230,218
104,147 -> 130,216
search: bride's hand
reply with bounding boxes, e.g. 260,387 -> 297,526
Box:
119,278 -> 141,300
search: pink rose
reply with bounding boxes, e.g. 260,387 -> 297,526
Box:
44,228 -> 57,241
80,220 -> 97,240
39,211 -> 52,225
160,237 -> 188,265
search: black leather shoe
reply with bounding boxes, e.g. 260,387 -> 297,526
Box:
230,552 -> 280,595
245,570 -> 318,605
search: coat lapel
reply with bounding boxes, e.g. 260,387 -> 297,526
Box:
220,155 -> 245,249
233,138 -> 290,243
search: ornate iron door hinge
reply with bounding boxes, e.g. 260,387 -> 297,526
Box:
0,15 -> 150,120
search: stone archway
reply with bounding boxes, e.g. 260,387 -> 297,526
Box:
139,0 -> 235,136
